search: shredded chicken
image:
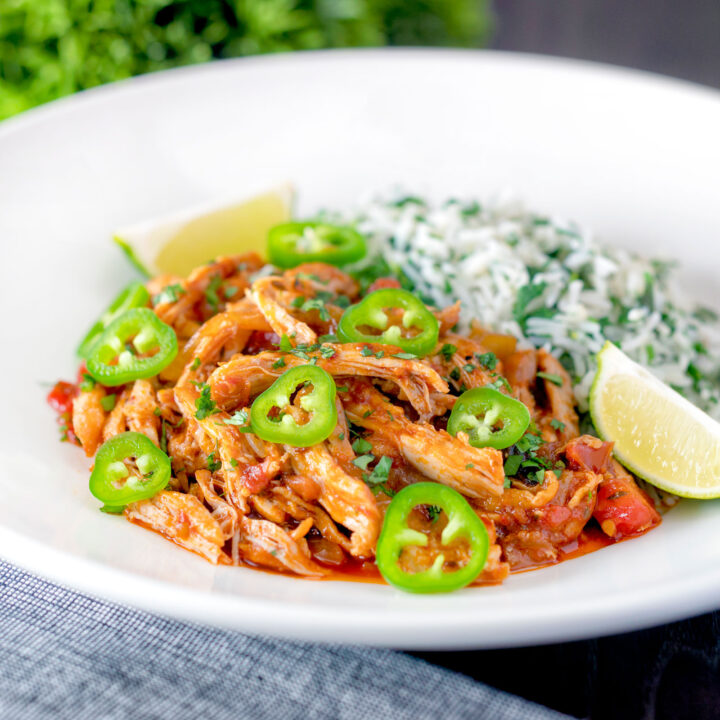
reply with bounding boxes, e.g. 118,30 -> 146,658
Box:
209,344 -> 447,419
125,490 -> 227,564
61,256 -> 661,588
237,516 -> 327,576
72,386 -> 107,456
343,380 -> 505,498
288,442 -> 380,557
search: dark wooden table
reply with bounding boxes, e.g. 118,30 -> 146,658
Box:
412,3 -> 720,717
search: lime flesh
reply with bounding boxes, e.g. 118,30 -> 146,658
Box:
113,184 -> 294,277
590,342 -> 720,498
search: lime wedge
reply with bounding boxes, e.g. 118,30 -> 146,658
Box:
113,183 -> 294,277
590,341 -> 720,498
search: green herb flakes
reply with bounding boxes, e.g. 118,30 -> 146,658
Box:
223,409 -> 249,426
537,371 -> 563,387
194,384 -> 219,420
153,284 -> 184,305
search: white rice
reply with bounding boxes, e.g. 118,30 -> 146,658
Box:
341,193 -> 720,420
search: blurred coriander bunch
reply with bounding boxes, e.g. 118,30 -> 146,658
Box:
0,0 -> 492,120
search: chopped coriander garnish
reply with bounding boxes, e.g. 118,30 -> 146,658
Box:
426,505 -> 442,522
488,376 -> 512,392
207,452 -> 222,473
278,335 -> 293,352
503,454 -> 523,477
223,409 -> 249,426
550,418 -> 566,432
296,272 -> 327,285
449,367 -> 461,381
393,352 -> 417,360
292,296 -> 331,321
352,454 -> 374,470
190,357 -> 201,371
272,357 -> 286,369
513,282 -> 548,329
360,346 -> 373,357
100,505 -> 124,515
475,352 -> 498,370
391,195 -> 425,208
194,384 -> 219,420
515,433 -> 544,453
537,371 -> 563,387
336,385 -> 349,393
338,432 -> 345,441
160,418 -> 168,453
687,363 -> 703,392
362,410 -> 373,418
100,394 -> 116,412
463,363 -> 475,373
352,437 -> 373,454
365,455 -> 393,486
465,463 -> 474,470
318,333 -> 339,343
230,458 -> 239,468
79,373 -> 96,392
319,345 -> 336,358
204,275 -> 223,313
153,283 -> 184,305
223,286 -> 239,298
440,343 -> 457,361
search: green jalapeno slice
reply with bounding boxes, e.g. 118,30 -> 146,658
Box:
376,482 -> 489,593
86,308 -> 178,386
267,221 -> 366,269
250,365 -> 337,446
89,431 -> 171,507
77,282 -> 150,359
447,387 -> 530,450
337,288 -> 439,357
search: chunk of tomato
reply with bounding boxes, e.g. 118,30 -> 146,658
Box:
46,381 -> 77,415
593,476 -> 661,539
564,437 -> 614,473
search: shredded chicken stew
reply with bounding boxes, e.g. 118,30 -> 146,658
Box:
50,254 -> 661,591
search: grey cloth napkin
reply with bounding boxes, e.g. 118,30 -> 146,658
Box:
0,560 -> 571,720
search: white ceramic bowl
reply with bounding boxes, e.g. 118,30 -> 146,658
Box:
1,49 -> 719,649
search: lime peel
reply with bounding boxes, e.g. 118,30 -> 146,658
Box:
113,183 -> 294,277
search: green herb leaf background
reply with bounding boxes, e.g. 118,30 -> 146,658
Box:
0,0 -> 492,120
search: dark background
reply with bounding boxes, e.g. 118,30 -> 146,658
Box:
491,0 -> 720,89
418,2 -> 720,718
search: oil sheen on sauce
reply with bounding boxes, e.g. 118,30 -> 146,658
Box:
318,525 -> 616,585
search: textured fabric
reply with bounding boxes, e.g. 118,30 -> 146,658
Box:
0,560 -> 570,720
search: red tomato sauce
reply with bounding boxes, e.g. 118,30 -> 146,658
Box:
315,524 -> 618,585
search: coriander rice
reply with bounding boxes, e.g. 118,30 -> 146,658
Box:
343,193 -> 720,423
